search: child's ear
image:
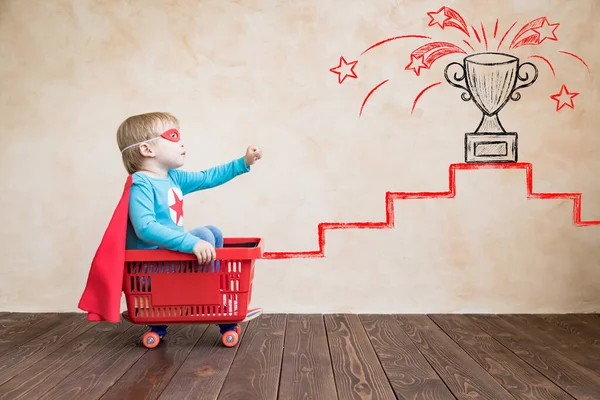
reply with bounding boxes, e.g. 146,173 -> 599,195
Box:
139,143 -> 155,158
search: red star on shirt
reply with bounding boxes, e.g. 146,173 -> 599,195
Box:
169,189 -> 184,225
550,84 -> 579,111
329,56 -> 358,84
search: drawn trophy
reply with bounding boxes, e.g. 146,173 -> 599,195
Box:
444,52 -> 538,163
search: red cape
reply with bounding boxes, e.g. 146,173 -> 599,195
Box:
78,175 -> 132,323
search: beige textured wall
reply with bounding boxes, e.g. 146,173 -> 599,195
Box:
1,0 -> 599,313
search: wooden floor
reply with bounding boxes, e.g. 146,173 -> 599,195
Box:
0,313 -> 599,399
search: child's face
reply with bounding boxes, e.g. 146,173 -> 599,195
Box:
152,128 -> 186,170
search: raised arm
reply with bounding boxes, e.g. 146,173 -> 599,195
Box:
171,156 -> 250,195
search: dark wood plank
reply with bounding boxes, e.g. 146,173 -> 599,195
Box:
360,314 -> 454,400
217,314 -> 287,400
582,314 -> 600,323
100,323 -> 208,400
0,313 -> 91,386
540,314 -> 600,346
429,314 -> 571,400
158,323 -> 249,400
552,314 -> 600,346
278,314 -> 337,400
39,324 -> 148,399
0,321 -> 136,400
503,314 -> 600,373
325,314 -> 396,400
0,313 -> 41,333
395,315 -> 514,400
469,314 -> 600,400
0,313 -> 70,355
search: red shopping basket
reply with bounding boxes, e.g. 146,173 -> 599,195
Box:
122,237 -> 262,327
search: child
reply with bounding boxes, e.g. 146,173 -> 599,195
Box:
78,111 -> 261,324
117,112 -> 262,263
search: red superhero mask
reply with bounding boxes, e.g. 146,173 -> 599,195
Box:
121,128 -> 180,152
160,128 -> 180,142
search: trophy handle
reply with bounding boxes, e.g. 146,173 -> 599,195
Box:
510,62 -> 539,101
444,62 -> 472,101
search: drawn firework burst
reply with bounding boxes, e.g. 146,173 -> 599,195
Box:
329,6 -> 589,117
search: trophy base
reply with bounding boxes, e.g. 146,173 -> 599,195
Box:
464,132 -> 518,163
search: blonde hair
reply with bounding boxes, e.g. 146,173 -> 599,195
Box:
116,112 -> 180,174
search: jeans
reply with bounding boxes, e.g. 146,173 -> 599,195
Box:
188,225 -> 223,272
139,224 -> 223,283
188,225 -> 223,248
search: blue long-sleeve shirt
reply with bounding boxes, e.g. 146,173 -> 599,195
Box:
126,157 -> 250,253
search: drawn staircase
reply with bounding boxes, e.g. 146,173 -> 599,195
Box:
262,162 -> 600,259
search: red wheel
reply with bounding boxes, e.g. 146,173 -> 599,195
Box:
142,332 -> 160,349
235,325 -> 241,335
222,331 -> 239,347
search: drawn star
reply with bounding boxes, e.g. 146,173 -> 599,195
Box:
405,54 -> 427,76
533,18 -> 559,44
550,84 -> 578,111
330,56 -> 358,84
169,189 -> 184,225
427,7 -> 449,28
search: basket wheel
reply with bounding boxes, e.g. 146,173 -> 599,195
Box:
222,331 -> 239,347
142,332 -> 160,349
235,325 -> 242,335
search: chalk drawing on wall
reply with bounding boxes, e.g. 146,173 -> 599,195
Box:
550,83 -> 579,112
328,6 -> 591,164
329,56 -> 358,84
260,7 -> 595,260
444,52 -> 538,163
262,162 -> 600,259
